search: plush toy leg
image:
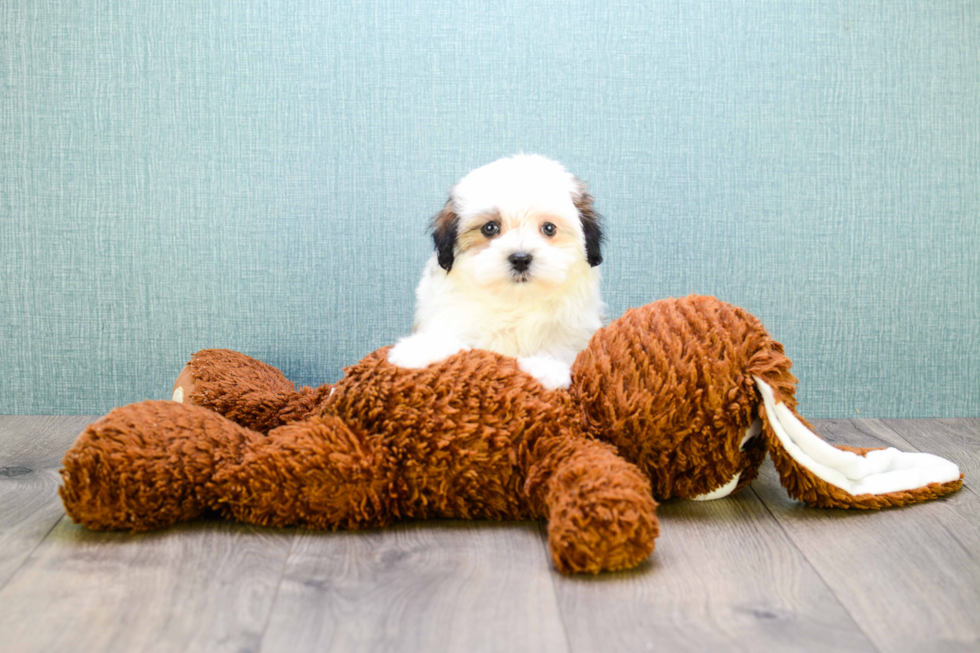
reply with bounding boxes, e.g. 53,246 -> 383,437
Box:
61,400 -> 264,531
754,378 -> 963,508
61,401 -> 395,532
528,437 -> 659,574
213,415 -> 396,530
173,349 -> 332,432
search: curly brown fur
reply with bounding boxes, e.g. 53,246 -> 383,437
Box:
177,349 -> 332,432
324,348 -> 658,572
63,348 -> 658,574
60,400 -> 263,531
572,295 -> 793,500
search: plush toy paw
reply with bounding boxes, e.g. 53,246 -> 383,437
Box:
549,493 -> 659,574
540,440 -> 660,573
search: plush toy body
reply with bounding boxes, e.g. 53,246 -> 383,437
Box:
63,349 -> 659,573
60,296 -> 962,574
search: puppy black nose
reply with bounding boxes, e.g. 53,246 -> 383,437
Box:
508,252 -> 533,272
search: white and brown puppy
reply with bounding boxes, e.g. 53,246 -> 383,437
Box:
387,154 -> 605,389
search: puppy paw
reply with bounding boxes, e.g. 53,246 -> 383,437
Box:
518,355 -> 572,390
387,332 -> 470,369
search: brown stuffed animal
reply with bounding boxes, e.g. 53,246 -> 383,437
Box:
60,295 -> 963,574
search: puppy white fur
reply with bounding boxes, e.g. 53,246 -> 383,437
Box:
387,154 -> 605,389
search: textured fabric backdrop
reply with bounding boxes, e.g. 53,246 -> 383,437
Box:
1,0 -> 978,416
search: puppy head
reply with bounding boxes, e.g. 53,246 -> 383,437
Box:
431,155 -> 603,290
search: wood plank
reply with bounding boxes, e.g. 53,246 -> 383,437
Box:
549,487 -> 874,653
0,415 -> 96,589
752,419 -> 980,653
3,416 -> 973,652
0,519 -> 294,653
260,520 -> 570,653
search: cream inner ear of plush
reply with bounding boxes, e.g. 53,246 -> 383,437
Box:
754,377 -> 960,495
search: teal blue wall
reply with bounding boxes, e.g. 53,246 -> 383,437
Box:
2,1 -> 978,416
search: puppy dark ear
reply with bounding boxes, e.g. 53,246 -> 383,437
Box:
430,200 -> 459,272
574,185 -> 604,267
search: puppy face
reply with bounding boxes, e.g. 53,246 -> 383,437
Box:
431,155 -> 603,291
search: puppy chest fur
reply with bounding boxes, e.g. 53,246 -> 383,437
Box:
414,256 -> 603,363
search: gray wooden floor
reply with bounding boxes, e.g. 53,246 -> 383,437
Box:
0,416 -> 977,653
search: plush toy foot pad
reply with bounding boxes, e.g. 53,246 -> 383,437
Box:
172,364 -> 196,403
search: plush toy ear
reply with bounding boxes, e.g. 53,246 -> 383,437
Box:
754,377 -> 963,508
573,182 -> 603,267
431,200 -> 459,272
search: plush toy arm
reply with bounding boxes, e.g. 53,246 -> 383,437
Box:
754,377 -> 963,508
525,435 -> 659,573
173,349 -> 332,432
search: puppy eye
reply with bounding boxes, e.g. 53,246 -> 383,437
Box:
541,222 -> 557,237
481,221 -> 500,238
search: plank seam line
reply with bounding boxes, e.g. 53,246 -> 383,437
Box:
538,521 -> 575,653
0,415 -> 97,595
748,485 -> 885,653
255,532 -> 297,653
0,512 -> 65,596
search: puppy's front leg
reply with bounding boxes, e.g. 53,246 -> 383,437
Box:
387,330 -> 471,369
518,355 -> 572,390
